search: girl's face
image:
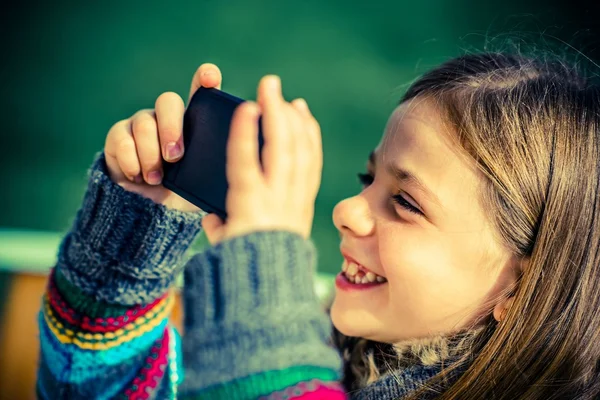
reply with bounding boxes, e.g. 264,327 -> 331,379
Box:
330,97 -> 516,343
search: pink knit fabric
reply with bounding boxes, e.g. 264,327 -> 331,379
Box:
47,268 -> 168,333
263,380 -> 347,400
122,327 -> 170,399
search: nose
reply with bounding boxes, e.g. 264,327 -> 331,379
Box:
332,194 -> 375,237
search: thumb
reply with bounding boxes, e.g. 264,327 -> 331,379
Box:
201,213 -> 225,246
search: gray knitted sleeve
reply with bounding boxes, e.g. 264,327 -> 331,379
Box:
56,151 -> 207,305
180,229 -> 343,395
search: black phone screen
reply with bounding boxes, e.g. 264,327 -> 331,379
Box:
162,87 -> 264,220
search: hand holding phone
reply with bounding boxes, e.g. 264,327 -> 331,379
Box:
103,63 -> 223,213
164,75 -> 323,245
162,86 -> 265,220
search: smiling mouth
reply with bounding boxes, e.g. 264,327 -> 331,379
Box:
341,258 -> 387,284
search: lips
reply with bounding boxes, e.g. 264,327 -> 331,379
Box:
340,249 -> 383,277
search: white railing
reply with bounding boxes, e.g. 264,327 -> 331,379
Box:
0,228 -> 335,302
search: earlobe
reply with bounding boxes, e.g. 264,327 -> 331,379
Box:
493,296 -> 515,322
493,256 -> 528,322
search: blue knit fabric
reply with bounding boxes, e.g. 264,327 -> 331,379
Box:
36,333 -> 146,399
349,365 -> 441,400
38,310 -> 168,381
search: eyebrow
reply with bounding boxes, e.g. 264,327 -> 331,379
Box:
368,150 -> 443,208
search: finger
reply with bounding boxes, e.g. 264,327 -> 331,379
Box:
290,99 -> 309,139
188,63 -> 222,104
290,98 -> 323,195
285,101 -> 304,151
131,110 -> 163,185
105,119 -> 142,182
256,75 -> 293,184
290,98 -> 309,115
291,98 -> 316,147
309,114 -> 323,184
291,98 -> 322,165
155,92 -> 185,162
284,102 -> 308,185
227,101 -> 263,189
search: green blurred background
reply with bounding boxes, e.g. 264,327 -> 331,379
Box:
0,0 -> 598,280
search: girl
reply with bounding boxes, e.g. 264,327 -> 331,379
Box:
36,50 -> 600,399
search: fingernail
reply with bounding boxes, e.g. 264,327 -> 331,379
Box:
166,141 -> 183,161
147,170 -> 162,185
202,70 -> 215,77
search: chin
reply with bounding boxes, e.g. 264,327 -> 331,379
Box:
330,296 -> 377,339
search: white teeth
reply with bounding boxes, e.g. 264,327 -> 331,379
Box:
347,262 -> 358,276
341,259 -> 387,284
366,272 -> 376,283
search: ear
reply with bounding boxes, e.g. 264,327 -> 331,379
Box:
492,256 -> 528,322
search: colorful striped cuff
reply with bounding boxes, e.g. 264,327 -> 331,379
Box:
182,366 -> 341,399
45,268 -> 174,351
261,379 -> 347,399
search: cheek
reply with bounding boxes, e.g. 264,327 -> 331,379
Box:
379,226 -> 493,329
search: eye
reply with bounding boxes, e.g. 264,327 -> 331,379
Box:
356,172 -> 423,216
391,194 -> 422,215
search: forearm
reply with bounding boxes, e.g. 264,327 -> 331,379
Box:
180,230 -> 346,399
37,151 -> 204,399
56,151 -> 204,305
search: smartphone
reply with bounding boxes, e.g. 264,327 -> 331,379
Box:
162,87 -> 264,220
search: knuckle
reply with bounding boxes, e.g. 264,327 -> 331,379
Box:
110,118 -> 128,131
123,164 -> 139,177
141,158 -> 161,171
155,91 -> 178,106
132,108 -> 154,119
133,115 -> 156,136
107,119 -> 128,139
116,137 -> 135,154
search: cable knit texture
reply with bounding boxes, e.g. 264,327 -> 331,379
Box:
180,230 -> 344,394
35,150 -> 476,399
57,151 -> 205,305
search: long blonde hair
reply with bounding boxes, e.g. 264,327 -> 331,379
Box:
334,47 -> 600,399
